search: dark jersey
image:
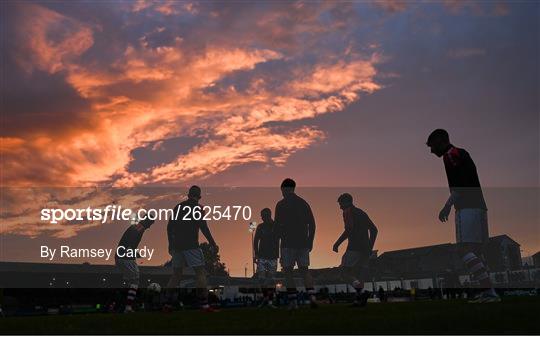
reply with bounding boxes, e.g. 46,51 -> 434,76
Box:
254,221 -> 280,259
116,225 -> 143,260
167,198 -> 205,250
443,146 -> 487,210
274,193 -> 316,249
343,206 -> 376,252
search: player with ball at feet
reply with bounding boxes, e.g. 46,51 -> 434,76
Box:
115,214 -> 154,313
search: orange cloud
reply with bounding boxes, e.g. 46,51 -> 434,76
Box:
1,1 -> 383,240
11,3 -> 94,74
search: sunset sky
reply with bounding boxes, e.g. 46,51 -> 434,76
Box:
1,1 -> 538,275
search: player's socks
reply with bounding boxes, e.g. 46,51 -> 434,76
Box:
307,287 -> 318,308
287,288 -> 298,309
463,253 -> 493,288
164,288 -> 176,305
259,287 -> 270,307
486,288 -> 498,297
125,283 -> 138,312
200,299 -> 220,312
352,280 -> 367,305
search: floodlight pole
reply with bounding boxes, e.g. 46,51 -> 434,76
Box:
249,221 -> 257,277
251,230 -> 255,276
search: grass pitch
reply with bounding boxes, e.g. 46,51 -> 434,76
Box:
1,297 -> 538,334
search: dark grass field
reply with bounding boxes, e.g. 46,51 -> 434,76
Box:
1,297 -> 538,334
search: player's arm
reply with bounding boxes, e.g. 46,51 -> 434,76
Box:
333,231 -> 348,253
253,227 -> 261,261
166,204 -> 179,251
440,149 -> 469,222
366,216 -> 378,252
334,209 -> 352,252
306,204 -> 316,252
274,203 -> 284,240
199,219 -> 218,249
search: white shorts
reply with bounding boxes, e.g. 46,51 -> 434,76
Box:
455,208 -> 489,244
171,248 -> 205,269
257,258 -> 278,274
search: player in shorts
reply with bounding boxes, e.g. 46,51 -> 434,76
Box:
115,215 -> 154,313
274,178 -> 317,309
332,193 -> 378,307
427,129 -> 500,303
253,208 -> 280,308
164,185 -> 219,312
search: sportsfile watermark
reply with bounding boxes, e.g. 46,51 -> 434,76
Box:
40,205 -> 253,224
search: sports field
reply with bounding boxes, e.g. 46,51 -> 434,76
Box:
1,297 -> 538,334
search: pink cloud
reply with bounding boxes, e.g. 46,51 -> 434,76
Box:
11,3 -> 94,74
1,2 -> 384,236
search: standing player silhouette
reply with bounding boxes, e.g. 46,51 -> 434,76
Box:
426,129 -> 500,303
253,208 -> 280,308
164,185 -> 220,312
332,193 -> 378,307
274,178 -> 317,309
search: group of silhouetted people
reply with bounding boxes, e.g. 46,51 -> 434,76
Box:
115,128 -> 500,313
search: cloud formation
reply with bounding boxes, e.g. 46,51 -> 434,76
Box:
1,1 -> 382,189
0,1 -> 383,236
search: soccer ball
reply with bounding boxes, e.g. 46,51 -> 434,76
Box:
147,282 -> 161,293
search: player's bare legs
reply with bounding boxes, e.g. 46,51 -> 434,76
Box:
283,266 -> 298,309
299,266 -> 317,308
263,271 -> 277,308
194,266 -> 213,310
340,265 -> 368,307
256,270 -> 276,308
164,267 -> 184,311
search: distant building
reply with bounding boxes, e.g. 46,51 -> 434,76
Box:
376,242 -> 461,278
375,235 -> 522,278
486,235 -> 521,271
532,252 -> 540,268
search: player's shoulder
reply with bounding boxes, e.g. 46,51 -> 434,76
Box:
295,193 -> 310,206
353,206 -> 367,215
353,206 -> 369,219
179,198 -> 198,207
444,146 -> 467,166
125,224 -> 137,233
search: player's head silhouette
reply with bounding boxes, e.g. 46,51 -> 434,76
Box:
337,193 -> 353,210
427,128 -> 450,157
188,185 -> 202,201
280,178 -> 296,198
260,208 -> 272,223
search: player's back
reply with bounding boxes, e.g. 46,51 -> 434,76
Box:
346,207 -> 374,252
275,193 -> 314,248
167,198 -> 201,250
256,221 -> 280,259
116,225 -> 143,259
443,146 -> 487,210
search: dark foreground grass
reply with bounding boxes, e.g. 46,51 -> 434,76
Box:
1,297 -> 538,334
